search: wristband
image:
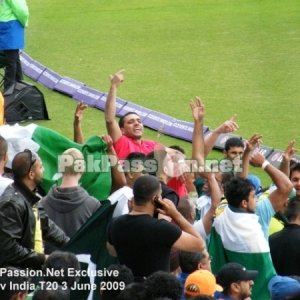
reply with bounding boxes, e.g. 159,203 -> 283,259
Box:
261,160 -> 270,170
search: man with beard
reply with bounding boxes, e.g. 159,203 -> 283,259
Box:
0,149 -> 69,269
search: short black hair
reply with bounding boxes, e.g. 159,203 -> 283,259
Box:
118,112 -> 140,128
179,251 -> 202,273
290,163 -> 300,179
117,282 -> 147,300
101,264 -> 134,300
224,137 -> 244,151
224,177 -> 254,208
0,266 -> 29,299
145,271 -> 182,300
32,285 -> 70,300
133,175 -> 161,205
123,152 -> 146,173
285,198 -> 300,221
43,251 -> 80,288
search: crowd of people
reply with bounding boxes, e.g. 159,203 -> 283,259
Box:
0,66 -> 300,300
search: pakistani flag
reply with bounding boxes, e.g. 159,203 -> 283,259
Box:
63,201 -> 118,300
208,206 -> 276,300
0,124 -> 111,200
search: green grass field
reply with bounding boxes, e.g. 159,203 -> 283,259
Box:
24,0 -> 300,185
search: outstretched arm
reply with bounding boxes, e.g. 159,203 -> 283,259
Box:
201,172 -> 222,235
239,134 -> 262,178
105,70 -> 125,142
191,96 -> 205,167
251,152 -> 293,212
73,103 -> 88,144
204,115 -> 239,157
102,135 -> 126,193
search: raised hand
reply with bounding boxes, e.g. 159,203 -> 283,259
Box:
190,96 -> 205,123
214,115 -> 239,134
245,134 -> 263,153
109,69 -> 125,88
74,102 -> 88,122
282,139 -> 296,162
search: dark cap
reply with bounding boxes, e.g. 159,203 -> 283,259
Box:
216,263 -> 258,288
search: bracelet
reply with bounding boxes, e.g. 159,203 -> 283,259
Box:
261,160 -> 270,170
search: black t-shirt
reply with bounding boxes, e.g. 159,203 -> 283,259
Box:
160,181 -> 179,207
269,223 -> 300,276
108,214 -> 181,277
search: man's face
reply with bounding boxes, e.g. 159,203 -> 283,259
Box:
31,159 -> 44,186
290,170 -> 300,196
121,114 -> 144,139
199,249 -> 212,272
224,146 -> 244,161
245,189 -> 256,213
237,280 -> 254,299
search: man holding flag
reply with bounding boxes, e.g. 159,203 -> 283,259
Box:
209,151 -> 293,300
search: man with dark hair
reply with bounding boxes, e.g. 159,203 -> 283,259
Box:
0,149 -> 69,269
269,199 -> 300,276
32,286 -> 70,300
0,266 -> 29,300
43,250 -> 81,288
107,175 -> 205,278
100,264 -> 134,300
223,137 -> 244,161
178,249 -> 212,299
215,263 -> 258,300
109,152 -> 146,216
144,271 -> 182,300
104,70 -> 158,160
290,163 -> 300,196
210,152 -> 293,299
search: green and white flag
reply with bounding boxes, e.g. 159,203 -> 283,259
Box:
63,201 -> 118,300
0,124 -> 111,200
209,206 -> 276,300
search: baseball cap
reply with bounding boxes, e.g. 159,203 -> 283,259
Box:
216,263 -> 258,288
268,275 -> 300,300
184,270 -> 223,297
247,175 -> 262,195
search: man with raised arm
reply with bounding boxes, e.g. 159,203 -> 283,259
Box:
105,70 -> 158,160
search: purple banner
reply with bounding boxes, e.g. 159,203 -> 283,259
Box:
38,68 -> 62,90
143,111 -> 175,131
117,102 -> 151,120
165,119 -> 210,142
20,52 -> 46,81
73,86 -> 104,107
53,77 -> 85,97
93,94 -> 127,115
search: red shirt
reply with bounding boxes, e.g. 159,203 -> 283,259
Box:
114,135 -> 158,160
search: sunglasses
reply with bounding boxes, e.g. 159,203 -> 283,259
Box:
23,149 -> 37,173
